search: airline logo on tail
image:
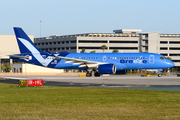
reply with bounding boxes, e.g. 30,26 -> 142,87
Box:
14,28 -> 57,67
18,37 -> 39,53
24,55 -> 32,61
18,37 -> 53,66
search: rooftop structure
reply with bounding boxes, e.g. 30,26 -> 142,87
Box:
113,29 -> 142,34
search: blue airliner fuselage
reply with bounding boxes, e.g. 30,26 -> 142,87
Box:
10,27 -> 175,77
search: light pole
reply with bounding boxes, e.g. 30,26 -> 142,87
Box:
40,20 -> 42,37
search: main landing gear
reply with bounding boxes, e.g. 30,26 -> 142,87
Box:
94,72 -> 100,77
86,71 -> 92,77
86,70 -> 101,77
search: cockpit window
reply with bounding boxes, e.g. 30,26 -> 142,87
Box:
160,57 -> 168,60
160,57 -> 164,60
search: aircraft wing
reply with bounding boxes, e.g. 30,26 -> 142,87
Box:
56,56 -> 107,68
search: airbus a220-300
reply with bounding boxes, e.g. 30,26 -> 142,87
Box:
10,27 -> 175,77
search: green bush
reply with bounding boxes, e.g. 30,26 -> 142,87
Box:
1,64 -> 11,72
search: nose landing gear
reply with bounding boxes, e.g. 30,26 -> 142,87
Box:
158,74 -> 162,77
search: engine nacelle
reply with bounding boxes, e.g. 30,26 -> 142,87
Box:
98,64 -> 116,74
115,69 -> 128,75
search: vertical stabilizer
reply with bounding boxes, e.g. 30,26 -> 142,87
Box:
13,27 -> 41,54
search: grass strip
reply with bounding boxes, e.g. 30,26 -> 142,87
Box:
0,83 -> 180,119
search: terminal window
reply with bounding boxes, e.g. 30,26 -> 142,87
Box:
169,54 -> 180,56
160,41 -> 168,44
109,41 -> 138,43
78,40 -> 107,43
169,48 -> 180,50
169,41 -> 180,44
160,47 -> 168,50
109,47 -> 138,50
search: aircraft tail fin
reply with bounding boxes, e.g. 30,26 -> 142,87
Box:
13,27 -> 41,54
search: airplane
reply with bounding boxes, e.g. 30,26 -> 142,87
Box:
10,27 -> 175,77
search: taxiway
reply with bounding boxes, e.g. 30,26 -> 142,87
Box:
0,75 -> 180,88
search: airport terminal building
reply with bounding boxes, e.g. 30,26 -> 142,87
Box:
34,29 -> 180,69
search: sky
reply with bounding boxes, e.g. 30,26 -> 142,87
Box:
0,0 -> 180,38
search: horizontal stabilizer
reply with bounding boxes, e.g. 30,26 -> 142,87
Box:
9,55 -> 28,59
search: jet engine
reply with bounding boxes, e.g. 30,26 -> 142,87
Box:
98,64 -> 116,74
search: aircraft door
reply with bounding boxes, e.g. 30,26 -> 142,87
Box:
149,55 -> 154,64
103,56 -> 106,61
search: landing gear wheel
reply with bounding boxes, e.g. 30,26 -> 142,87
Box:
86,71 -> 92,77
94,72 -> 100,77
158,74 -> 162,77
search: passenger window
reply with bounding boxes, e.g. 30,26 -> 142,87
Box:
117,57 -> 119,59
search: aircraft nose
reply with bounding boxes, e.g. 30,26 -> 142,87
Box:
166,61 -> 175,68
